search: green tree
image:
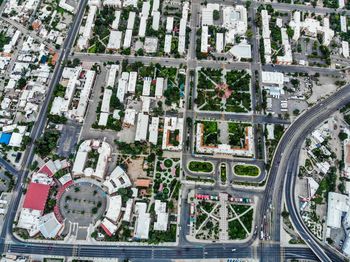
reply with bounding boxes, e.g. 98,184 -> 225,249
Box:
293,109 -> 300,116
246,29 -> 253,39
34,130 -> 60,157
213,10 -> 220,20
17,77 -> 27,89
339,131 -> 348,141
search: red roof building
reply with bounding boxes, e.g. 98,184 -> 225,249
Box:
38,165 -> 54,177
51,53 -> 59,66
23,183 -> 50,211
101,223 -> 112,237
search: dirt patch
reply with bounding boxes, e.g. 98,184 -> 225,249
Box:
307,76 -> 338,104
127,157 -> 148,182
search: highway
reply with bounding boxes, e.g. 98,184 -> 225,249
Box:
267,81 -> 350,261
1,241 -> 319,260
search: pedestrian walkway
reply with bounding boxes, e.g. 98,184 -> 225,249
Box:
219,192 -> 229,241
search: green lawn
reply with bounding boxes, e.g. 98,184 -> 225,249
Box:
228,219 -> 247,239
201,121 -> 219,145
228,122 -> 250,147
234,164 -> 260,177
240,209 -> 253,232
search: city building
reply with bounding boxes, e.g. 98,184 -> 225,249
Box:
134,202 -> 151,239
135,113 -> 149,141
222,5 -> 248,44
343,41 -> 349,58
77,5 -> 97,50
128,71 -> 137,93
101,218 -> 118,236
103,166 -> 132,194
201,4 -> 219,26
123,108 -> 136,127
17,173 -> 54,237
117,72 -> 129,102
144,37 -> 158,53
38,212 -> 64,239
289,12 -> 334,46
196,122 -> 254,157
201,25 -> 209,53
72,140 -> 111,181
107,30 -> 122,50
166,16 -> 174,33
261,9 -> 272,63
73,70 -> 96,122
123,29 -> 133,48
148,117 -> 159,144
155,77 -> 164,98
164,34 -> 172,53
162,117 -> 184,151
276,28 -> 293,65
105,195 -> 122,222
153,200 -> 168,231
106,64 -> 119,88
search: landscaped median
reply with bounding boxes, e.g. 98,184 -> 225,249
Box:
233,164 -> 260,177
188,160 -> 214,174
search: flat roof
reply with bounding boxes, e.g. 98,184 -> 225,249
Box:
261,71 -> 284,86
9,133 -> 23,147
127,12 -> 136,29
107,30 -> 122,50
166,16 -> 174,33
135,113 -> 149,141
139,17 -> 147,37
38,212 -> 63,239
201,25 -> 209,53
128,71 -> 137,93
142,77 -> 152,96
164,34 -> 172,53
105,195 -> 122,222
152,11 -> 160,31
148,117 -> 159,145
98,112 -> 109,126
101,88 -> 112,113
155,77 -> 164,97
123,29 -> 133,48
